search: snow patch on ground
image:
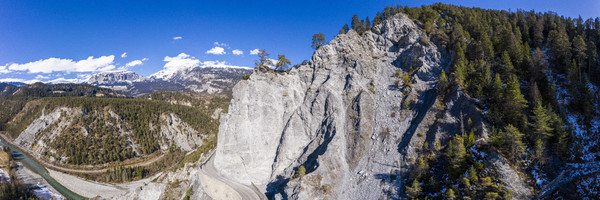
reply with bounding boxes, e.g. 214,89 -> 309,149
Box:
577,173 -> 600,200
531,165 -> 548,187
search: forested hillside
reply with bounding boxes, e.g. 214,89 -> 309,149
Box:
0,84 -> 229,169
338,4 -> 599,199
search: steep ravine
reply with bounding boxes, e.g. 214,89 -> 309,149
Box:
209,13 -> 534,199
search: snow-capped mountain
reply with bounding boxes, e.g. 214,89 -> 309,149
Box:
150,62 -> 252,94
84,64 -> 252,96
86,71 -> 149,85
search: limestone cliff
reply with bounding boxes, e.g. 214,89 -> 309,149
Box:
212,13 -> 533,199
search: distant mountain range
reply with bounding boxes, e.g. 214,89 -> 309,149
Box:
1,64 -> 253,96
86,65 -> 252,96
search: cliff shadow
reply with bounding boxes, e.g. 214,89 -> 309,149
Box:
266,119 -> 337,199
397,88 -> 437,153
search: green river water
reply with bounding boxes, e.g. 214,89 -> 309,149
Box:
0,140 -> 85,200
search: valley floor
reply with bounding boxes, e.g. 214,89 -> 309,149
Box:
14,162 -> 64,200
47,167 -> 163,199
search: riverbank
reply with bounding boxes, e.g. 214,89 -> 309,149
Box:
0,138 -> 85,200
14,162 -> 64,200
47,168 -> 163,199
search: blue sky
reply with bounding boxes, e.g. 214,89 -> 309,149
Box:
1,0 -> 599,83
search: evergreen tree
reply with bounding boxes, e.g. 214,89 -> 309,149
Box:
531,48 -> 549,80
491,125 -> 526,162
467,165 -> 478,183
254,49 -> 273,69
364,16 -> 372,31
351,14 -> 361,31
572,35 -> 587,82
533,139 -> 546,165
446,135 -> 467,176
533,18 -> 544,48
406,179 -> 422,199
339,24 -> 349,34
487,74 -> 504,125
311,33 -> 326,49
480,32 -> 495,60
373,12 -> 383,26
499,51 -> 515,79
438,69 -> 450,95
444,188 -> 456,200
503,74 -> 528,129
275,54 -> 291,71
531,101 -> 553,140
548,30 -> 572,69
465,130 -> 476,147
452,45 -> 467,86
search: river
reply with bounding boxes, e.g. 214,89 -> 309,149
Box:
0,140 -> 85,200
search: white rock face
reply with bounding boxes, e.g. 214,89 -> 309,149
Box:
158,113 -> 203,151
213,13 -> 532,199
214,13 -> 448,194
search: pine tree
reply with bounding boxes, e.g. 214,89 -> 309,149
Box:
444,188 -> 456,200
503,74 -> 528,129
467,165 -> 478,183
452,45 -> 467,87
446,135 -> 467,176
531,101 -> 553,140
533,139 -> 546,165
531,48 -> 549,80
572,35 -> 587,82
275,54 -> 291,71
479,32 -> 495,60
339,24 -> 349,34
465,130 -> 476,147
487,74 -> 504,125
311,33 -> 326,49
254,49 -> 272,69
364,16 -> 372,31
504,125 -> 526,162
438,69 -> 450,95
351,15 -> 361,31
373,12 -> 383,26
406,179 -> 422,199
499,51 -> 515,79
548,30 -> 572,69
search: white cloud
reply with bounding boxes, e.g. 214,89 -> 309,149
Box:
232,49 -> 243,55
0,78 -> 42,84
0,65 -> 10,74
151,53 -> 201,79
173,36 -> 182,40
35,74 -> 50,79
206,47 -> 226,55
250,49 -> 260,55
125,58 -> 148,67
121,52 -> 127,58
4,56 -> 116,74
164,53 -> 199,68
268,59 -> 278,68
200,60 -> 249,69
46,77 -> 86,84
213,42 -> 229,47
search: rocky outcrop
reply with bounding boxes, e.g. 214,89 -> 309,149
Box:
212,13 -> 532,199
86,71 -> 148,85
12,104 -> 203,165
158,113 -> 203,151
